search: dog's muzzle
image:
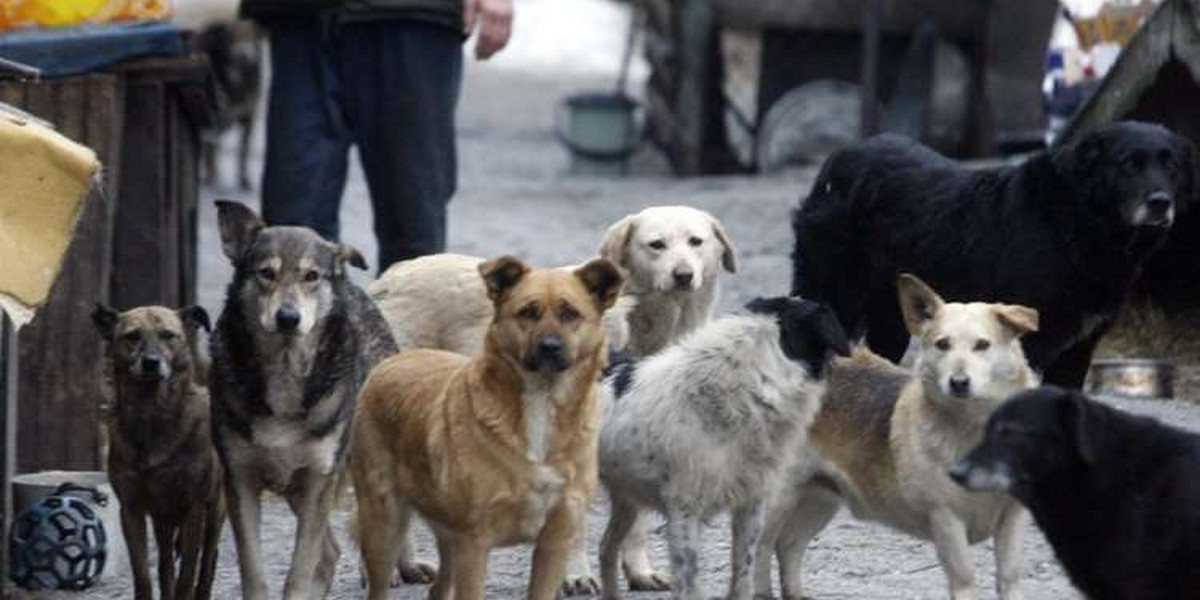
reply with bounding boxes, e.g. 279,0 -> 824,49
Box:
1133,191 -> 1175,228
134,355 -> 170,380
948,457 -> 1013,493
671,267 -> 695,291
525,336 -> 571,372
948,374 -> 971,398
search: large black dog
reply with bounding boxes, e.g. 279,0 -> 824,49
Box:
792,122 -> 1197,386
950,387 -> 1200,600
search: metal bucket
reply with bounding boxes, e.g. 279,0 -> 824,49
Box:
1087,358 -> 1175,399
557,93 -> 641,176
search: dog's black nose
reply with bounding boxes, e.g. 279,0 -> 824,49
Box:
949,374 -> 971,396
534,336 -> 570,371
537,336 -> 564,356
948,460 -> 970,486
1144,192 -> 1174,216
276,306 -> 301,332
140,356 -> 162,373
673,269 -> 694,288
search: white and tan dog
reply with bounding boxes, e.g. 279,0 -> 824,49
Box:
756,274 -> 1039,600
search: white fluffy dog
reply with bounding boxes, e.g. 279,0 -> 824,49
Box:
597,297 -> 850,600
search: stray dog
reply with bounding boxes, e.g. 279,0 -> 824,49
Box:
196,21 -> 263,191
369,205 -> 737,357
93,304 -> 224,600
792,121 -> 1197,387
597,297 -> 850,600
208,200 -> 415,600
952,387 -> 1200,600
352,255 -> 622,600
757,275 -> 1039,600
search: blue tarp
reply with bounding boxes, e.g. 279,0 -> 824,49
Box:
0,21 -> 182,78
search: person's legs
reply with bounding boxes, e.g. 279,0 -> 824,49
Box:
261,17 -> 351,241
339,20 -> 462,272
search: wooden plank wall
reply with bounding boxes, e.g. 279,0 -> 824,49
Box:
0,76 -> 124,473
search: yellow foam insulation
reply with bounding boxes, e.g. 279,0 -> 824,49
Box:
0,109 -> 98,329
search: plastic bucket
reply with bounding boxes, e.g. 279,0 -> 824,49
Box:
557,92 -> 640,176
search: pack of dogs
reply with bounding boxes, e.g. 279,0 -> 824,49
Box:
92,121 -> 1200,600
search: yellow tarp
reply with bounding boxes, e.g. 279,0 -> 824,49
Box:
0,108 -> 98,327
0,0 -> 171,31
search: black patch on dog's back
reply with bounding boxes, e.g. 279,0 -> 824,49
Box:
605,350 -> 639,399
746,296 -> 850,377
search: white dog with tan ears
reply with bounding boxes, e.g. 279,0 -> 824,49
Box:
756,274 -> 1039,600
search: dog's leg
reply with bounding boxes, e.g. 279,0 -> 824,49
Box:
395,501 -> 437,584
225,472 -> 268,600
428,532 -> 455,600
728,501 -> 766,600
529,496 -> 586,600
620,509 -> 671,591
449,534 -> 488,600
993,504 -> 1027,600
196,494 -> 224,600
283,473 -> 339,600
237,116 -> 253,191
599,497 -> 638,600
772,486 -> 840,600
152,519 -> 179,600
358,481 -> 403,600
665,504 -> 703,600
562,506 -> 600,596
173,506 -> 206,600
121,506 -> 153,600
930,508 -> 975,600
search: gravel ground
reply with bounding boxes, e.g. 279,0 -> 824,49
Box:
34,56 -> 1200,600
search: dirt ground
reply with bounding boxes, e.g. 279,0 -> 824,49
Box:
44,44 -> 1200,600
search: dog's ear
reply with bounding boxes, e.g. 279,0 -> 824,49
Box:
897,273 -> 944,336
598,215 -> 635,271
994,304 -> 1039,339
479,255 -> 530,302
216,200 -> 264,264
709,216 -> 738,273
1178,135 -> 1199,213
574,258 -> 624,311
812,304 -> 852,358
337,243 -> 369,271
1062,390 -> 1096,467
92,303 -> 119,342
1052,130 -> 1105,197
178,306 -> 212,334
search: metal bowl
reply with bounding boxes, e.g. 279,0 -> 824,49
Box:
1087,358 -> 1175,399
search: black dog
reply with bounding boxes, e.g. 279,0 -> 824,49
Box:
196,21 -> 263,191
792,121 -> 1197,387
950,387 -> 1200,600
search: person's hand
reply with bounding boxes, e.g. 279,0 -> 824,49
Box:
464,0 -> 513,60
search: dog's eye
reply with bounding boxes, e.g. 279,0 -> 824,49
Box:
559,305 -> 581,323
517,304 -> 541,321
304,270 -> 320,282
258,267 -> 277,281
158,330 -> 177,341
122,331 -> 141,344
648,240 -> 666,251
688,236 -> 703,247
974,339 -> 991,352
935,338 -> 951,351
1124,153 -> 1147,172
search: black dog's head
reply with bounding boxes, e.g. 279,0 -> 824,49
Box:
746,296 -> 852,377
1054,121 -> 1198,230
949,386 -> 1097,501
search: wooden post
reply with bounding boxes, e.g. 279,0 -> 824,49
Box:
0,311 -> 17,585
860,0 -> 882,138
677,0 -> 716,174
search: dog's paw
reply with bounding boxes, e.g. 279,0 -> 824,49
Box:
399,560 -> 438,584
626,570 -> 671,591
561,574 -> 601,596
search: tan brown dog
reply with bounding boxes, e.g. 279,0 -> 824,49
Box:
93,304 -> 225,600
352,255 -> 622,600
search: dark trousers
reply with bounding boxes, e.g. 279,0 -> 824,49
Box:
261,17 -> 462,272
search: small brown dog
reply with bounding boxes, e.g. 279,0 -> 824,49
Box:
352,255 -> 622,600
93,304 -> 225,600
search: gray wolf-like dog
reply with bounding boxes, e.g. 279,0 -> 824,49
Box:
597,297 -> 849,600
208,200 -> 418,600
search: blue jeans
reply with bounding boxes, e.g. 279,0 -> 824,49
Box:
260,16 -> 462,272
